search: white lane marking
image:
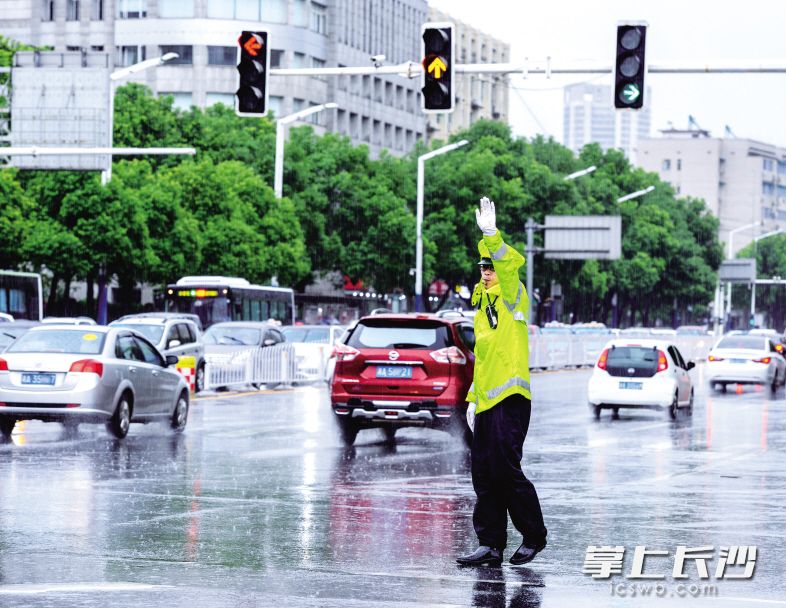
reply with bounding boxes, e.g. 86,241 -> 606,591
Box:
0,582 -> 169,594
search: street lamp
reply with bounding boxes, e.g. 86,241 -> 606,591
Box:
749,228 -> 783,323
616,185 -> 654,203
415,139 -> 469,312
564,165 -> 597,181
274,102 -> 338,199
722,221 -> 762,331
102,53 -> 179,185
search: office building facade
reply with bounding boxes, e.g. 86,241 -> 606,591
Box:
638,130 -> 786,255
1,0 -> 428,156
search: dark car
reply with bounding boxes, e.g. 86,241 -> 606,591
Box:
329,313 -> 475,447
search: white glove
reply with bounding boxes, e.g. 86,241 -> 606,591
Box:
475,196 -> 497,236
466,402 -> 476,433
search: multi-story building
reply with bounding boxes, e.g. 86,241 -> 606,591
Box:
425,7 -> 509,141
638,129 -> 786,255
563,82 -> 652,161
1,0 -> 428,156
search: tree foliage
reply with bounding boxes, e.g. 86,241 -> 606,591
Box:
0,83 -> 721,326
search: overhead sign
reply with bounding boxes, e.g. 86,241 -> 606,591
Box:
10,51 -> 111,171
719,259 -> 757,283
544,215 -> 622,260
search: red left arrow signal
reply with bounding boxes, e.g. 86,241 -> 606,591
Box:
241,35 -> 262,57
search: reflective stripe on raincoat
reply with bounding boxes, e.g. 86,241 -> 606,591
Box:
466,231 -> 531,415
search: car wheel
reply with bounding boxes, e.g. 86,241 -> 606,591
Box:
771,372 -> 779,394
612,407 -> 620,420
590,404 -> 601,420
718,383 -> 727,393
336,417 -> 358,446
171,391 -> 189,432
0,418 -> 16,440
687,390 -> 694,416
195,363 -> 206,393
668,393 -> 678,420
62,419 -> 80,437
107,393 -> 132,439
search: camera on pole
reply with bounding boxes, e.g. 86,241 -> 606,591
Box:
614,23 -> 647,109
421,22 -> 454,113
236,31 -> 269,117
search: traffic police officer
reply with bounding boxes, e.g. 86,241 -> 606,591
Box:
456,197 -> 548,567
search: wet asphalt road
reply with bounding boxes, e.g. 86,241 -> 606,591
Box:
0,364 -> 784,607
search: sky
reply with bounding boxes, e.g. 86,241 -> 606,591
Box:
429,0 -> 786,147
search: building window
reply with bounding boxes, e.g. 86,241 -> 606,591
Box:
311,2 -> 327,34
293,52 -> 306,69
270,50 -> 284,68
42,0 -> 54,21
161,92 -> 192,110
206,0 -> 232,17
235,0 -> 259,20
66,46 -> 82,52
91,45 -> 104,51
268,95 -> 283,117
208,46 -> 236,66
91,0 -> 103,19
158,0 -> 194,18
763,182 -> 775,196
292,0 -> 308,27
117,0 -> 146,18
293,98 -> 305,113
118,45 -> 146,67
311,57 -> 326,80
160,45 -> 192,65
763,158 -> 775,172
206,93 -> 234,107
67,0 -> 80,20
662,159 -> 671,171
261,0 -> 287,22
676,159 -> 682,171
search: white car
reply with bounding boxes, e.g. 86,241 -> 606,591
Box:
587,338 -> 694,420
706,334 -> 786,393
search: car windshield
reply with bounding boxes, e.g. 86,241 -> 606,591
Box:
282,327 -> 332,344
112,324 -> 164,344
347,321 -> 451,350
606,346 -> 659,373
716,336 -> 767,350
281,327 -> 308,342
203,327 -> 261,346
7,330 -> 106,354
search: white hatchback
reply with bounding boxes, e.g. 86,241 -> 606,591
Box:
587,338 -> 695,420
706,334 -> 786,393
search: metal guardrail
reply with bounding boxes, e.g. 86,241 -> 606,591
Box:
204,343 -> 329,390
204,335 -> 713,390
528,334 -> 713,370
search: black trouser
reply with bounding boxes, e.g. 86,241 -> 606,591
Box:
471,393 -> 547,550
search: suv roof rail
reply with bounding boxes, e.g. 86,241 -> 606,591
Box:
369,308 -> 393,315
436,309 -> 465,318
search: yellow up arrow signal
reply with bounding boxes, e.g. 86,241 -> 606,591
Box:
427,57 -> 447,79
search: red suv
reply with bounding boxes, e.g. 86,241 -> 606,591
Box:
330,312 -> 475,446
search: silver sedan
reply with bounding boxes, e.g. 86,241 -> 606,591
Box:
0,326 -> 190,440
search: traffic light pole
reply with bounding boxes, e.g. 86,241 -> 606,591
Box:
271,60 -> 786,79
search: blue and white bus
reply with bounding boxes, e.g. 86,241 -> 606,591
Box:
0,270 -> 43,321
164,276 -> 295,329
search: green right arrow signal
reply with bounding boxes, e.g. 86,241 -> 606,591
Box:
621,83 -> 641,104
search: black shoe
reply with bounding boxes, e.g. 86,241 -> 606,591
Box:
509,540 -> 546,565
456,546 -> 503,567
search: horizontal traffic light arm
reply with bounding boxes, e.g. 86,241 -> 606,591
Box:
0,147 -> 197,156
270,59 -> 786,78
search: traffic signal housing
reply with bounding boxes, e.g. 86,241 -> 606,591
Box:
236,30 -> 269,117
421,22 -> 454,113
614,23 -> 647,109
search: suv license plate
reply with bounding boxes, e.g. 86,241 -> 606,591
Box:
376,366 -> 412,379
22,373 -> 56,386
619,381 -> 642,390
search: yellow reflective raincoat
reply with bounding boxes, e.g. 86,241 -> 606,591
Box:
466,231 -> 531,415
